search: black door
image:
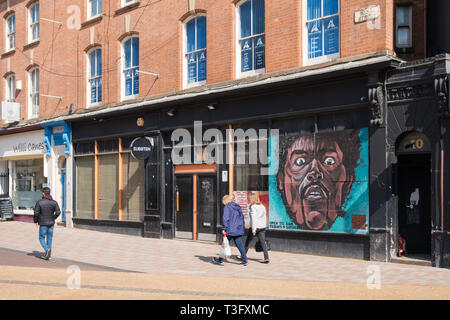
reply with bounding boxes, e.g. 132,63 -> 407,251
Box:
398,154 -> 431,255
197,175 -> 217,241
175,175 -> 193,239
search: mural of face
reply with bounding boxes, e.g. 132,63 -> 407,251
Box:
277,133 -> 358,230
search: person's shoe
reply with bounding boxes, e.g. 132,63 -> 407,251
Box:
43,249 -> 52,261
240,261 -> 248,266
235,255 -> 242,261
212,257 -> 224,266
262,259 -> 270,264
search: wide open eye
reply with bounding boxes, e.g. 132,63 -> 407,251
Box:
323,157 -> 336,166
295,157 -> 306,166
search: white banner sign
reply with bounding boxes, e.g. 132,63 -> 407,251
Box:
0,130 -> 45,158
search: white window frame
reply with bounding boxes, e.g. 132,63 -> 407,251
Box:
120,36 -> 139,101
302,0 -> 340,66
28,68 -> 39,119
5,14 -> 15,51
5,74 -> 15,102
87,0 -> 102,20
87,47 -> 102,107
121,0 -> 139,8
395,5 -> 412,48
28,2 -> 40,44
183,15 -> 207,89
235,0 -> 265,79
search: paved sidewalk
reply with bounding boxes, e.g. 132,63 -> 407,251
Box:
0,221 -> 449,287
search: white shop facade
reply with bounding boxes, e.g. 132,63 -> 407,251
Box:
0,125 -> 72,225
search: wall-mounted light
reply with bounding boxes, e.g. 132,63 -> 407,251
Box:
207,104 -> 216,110
167,109 -> 176,117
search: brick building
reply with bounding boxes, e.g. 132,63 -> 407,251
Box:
0,0 -> 449,267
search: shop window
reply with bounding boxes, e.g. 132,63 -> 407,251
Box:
396,5 -> 412,48
75,156 -> 95,218
75,141 -> 95,155
97,139 -> 118,153
6,14 -> 15,51
185,15 -> 207,87
98,154 -> 119,220
122,153 -> 145,221
122,37 -> 139,99
304,0 -> 340,65
237,0 -> 265,76
29,2 -> 40,43
88,48 -> 102,105
12,159 -> 47,210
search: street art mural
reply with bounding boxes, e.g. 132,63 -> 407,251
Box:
269,128 -> 369,234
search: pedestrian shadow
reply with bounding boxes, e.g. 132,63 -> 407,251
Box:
194,255 -> 261,265
27,251 -> 44,260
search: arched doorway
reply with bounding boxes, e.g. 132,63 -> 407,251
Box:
396,131 -> 432,257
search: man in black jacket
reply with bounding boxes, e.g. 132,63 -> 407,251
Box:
34,187 -> 61,260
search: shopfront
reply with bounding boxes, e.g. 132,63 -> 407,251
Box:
0,129 -> 46,221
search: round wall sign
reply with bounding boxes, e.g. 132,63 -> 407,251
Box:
130,137 -> 153,160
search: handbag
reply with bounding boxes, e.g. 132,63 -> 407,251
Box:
219,236 -> 232,258
255,239 -> 271,252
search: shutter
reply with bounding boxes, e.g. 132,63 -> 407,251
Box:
123,154 -> 145,221
98,154 -> 119,220
76,157 -> 95,218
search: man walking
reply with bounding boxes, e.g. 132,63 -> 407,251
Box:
34,187 -> 61,260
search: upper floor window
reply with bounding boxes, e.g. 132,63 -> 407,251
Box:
304,0 -> 340,64
237,0 -> 265,76
396,5 -> 412,48
88,48 -> 102,105
122,37 -> 139,99
88,0 -> 102,19
28,68 -> 39,118
29,3 -> 40,43
6,14 -> 15,51
6,74 -> 15,102
122,0 -> 138,7
185,16 -> 206,87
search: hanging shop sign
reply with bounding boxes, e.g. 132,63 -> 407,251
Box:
130,137 -> 154,160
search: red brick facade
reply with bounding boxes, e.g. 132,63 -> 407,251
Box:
0,0 -> 427,125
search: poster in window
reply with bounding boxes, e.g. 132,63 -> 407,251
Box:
133,68 -> 139,95
241,39 -> 253,72
254,35 -> 265,70
198,50 -> 207,82
125,69 -> 132,96
324,16 -> 339,56
187,53 -> 197,83
268,128 -> 369,234
91,81 -> 97,103
308,20 -> 323,59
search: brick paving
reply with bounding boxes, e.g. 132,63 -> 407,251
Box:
0,221 -> 449,287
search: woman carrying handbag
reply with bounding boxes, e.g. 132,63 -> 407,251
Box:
243,194 -> 270,263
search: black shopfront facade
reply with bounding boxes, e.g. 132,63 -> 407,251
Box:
69,54 -> 450,268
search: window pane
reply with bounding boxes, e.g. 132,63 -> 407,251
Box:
198,50 -> 207,81
240,0 -> 252,38
98,0 -> 102,14
241,38 -> 253,72
397,6 -> 410,25
252,0 -> 265,35
197,16 -> 206,50
323,0 -> 338,16
324,16 -> 339,55
254,35 -> 265,69
133,68 -> 139,95
186,19 -> 196,52
125,69 -> 132,96
124,39 -> 131,68
12,159 -> 47,210
397,27 -> 410,46
308,20 -> 323,58
90,51 -> 96,77
92,0 -> 97,16
97,49 -> 102,75
122,154 -> 145,221
132,37 -> 139,67
76,156 -> 95,218
307,0 -> 322,20
98,154 -> 119,220
187,52 -> 197,83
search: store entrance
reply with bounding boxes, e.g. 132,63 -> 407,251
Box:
174,165 -> 217,241
397,154 -> 431,255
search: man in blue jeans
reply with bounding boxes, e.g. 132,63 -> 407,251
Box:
213,194 -> 248,266
34,187 -> 61,260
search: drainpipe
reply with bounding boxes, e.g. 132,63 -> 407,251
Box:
424,0 -> 427,58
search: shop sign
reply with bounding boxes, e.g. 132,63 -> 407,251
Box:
130,137 -> 154,160
0,130 -> 45,158
354,5 -> 380,24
